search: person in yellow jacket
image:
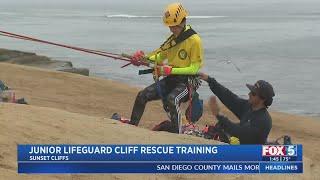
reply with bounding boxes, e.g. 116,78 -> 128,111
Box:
129,3 -> 204,133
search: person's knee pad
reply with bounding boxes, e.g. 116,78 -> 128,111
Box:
166,93 -> 177,108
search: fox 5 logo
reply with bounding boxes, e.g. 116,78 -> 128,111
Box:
262,145 -> 297,156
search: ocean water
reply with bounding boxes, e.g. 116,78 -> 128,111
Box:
1,0 -> 319,117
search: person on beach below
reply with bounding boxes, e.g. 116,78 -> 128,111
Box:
128,3 -> 204,133
199,72 -> 275,144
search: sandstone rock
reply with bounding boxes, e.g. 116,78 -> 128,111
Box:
0,48 -> 89,76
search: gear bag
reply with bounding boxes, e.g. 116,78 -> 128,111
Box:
185,91 -> 203,123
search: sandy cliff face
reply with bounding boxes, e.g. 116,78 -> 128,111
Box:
0,63 -> 319,179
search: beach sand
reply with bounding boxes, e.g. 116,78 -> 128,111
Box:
0,62 -> 319,179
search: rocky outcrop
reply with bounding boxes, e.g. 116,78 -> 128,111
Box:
58,67 -> 89,76
0,48 -> 89,76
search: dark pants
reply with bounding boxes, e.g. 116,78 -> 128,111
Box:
130,75 -> 189,133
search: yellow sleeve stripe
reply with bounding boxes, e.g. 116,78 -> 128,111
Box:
171,62 -> 201,75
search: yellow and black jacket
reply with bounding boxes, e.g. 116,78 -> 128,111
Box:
148,25 -> 203,75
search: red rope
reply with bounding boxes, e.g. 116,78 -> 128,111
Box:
0,30 -> 149,66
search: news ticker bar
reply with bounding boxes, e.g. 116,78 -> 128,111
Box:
18,162 -> 303,174
18,144 -> 302,162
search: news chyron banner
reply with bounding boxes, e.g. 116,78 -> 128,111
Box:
18,144 -> 302,174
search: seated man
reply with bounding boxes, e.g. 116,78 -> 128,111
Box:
199,73 -> 275,144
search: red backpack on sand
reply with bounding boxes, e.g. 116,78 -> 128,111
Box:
151,120 -> 172,131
